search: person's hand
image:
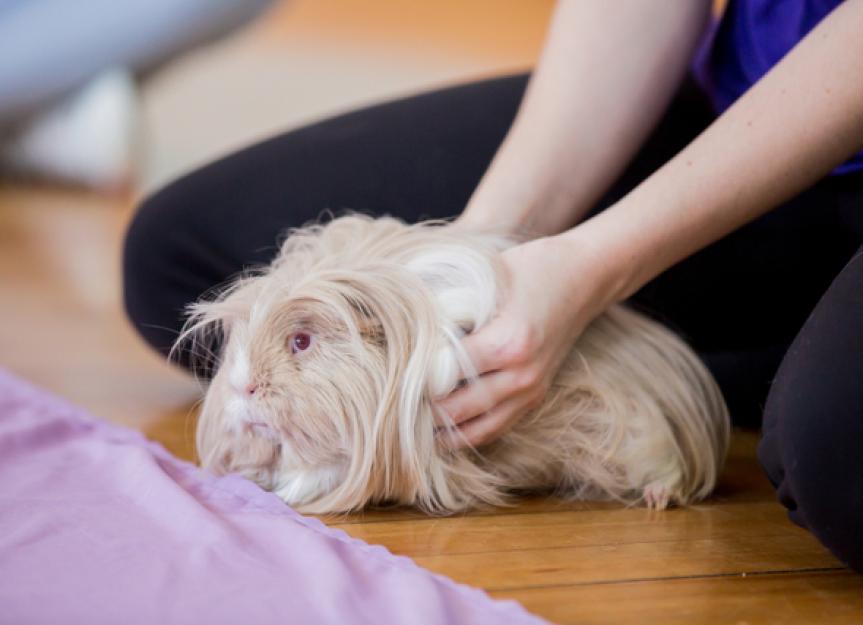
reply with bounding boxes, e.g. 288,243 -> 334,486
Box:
433,232 -> 615,449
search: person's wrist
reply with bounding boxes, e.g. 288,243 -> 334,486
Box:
459,131 -> 588,238
553,215 -> 636,316
460,180 -> 586,240
459,177 -> 542,236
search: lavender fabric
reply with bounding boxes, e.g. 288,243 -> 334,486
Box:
0,369 -> 547,625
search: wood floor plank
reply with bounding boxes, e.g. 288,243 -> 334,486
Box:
492,570 -> 863,625
328,502 -> 805,557
412,533 -> 840,591
0,187 -> 199,427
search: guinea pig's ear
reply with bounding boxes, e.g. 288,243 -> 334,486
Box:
347,297 -> 386,347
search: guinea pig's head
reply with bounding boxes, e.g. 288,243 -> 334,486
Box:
181,215 -> 509,514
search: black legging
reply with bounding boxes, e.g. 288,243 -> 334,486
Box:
123,75 -> 863,572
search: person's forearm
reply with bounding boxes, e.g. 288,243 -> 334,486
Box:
566,0 -> 863,308
459,0 -> 711,237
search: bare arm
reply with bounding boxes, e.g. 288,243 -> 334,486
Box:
440,0 -> 863,447
573,0 -> 863,307
458,0 -> 711,237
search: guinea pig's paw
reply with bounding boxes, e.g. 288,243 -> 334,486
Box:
273,466 -> 344,507
274,472 -> 326,506
641,475 -> 686,510
642,482 -> 672,510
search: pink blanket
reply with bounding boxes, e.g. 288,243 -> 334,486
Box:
0,370 -> 547,625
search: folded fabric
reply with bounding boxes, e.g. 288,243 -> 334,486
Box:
0,369 -> 547,625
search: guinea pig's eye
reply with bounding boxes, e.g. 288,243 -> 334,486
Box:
290,332 -> 313,354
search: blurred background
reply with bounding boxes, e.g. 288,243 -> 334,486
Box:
0,0 -> 553,456
142,0 -> 553,192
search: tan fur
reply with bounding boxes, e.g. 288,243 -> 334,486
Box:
179,214 -> 730,515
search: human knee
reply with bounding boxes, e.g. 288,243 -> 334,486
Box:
759,372 -> 863,572
122,186 -> 193,358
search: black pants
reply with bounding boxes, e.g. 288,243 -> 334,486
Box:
123,75 -> 863,572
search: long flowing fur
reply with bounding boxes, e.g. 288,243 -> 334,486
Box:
179,214 -> 730,514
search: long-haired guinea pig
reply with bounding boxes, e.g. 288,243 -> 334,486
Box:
179,214 -> 729,515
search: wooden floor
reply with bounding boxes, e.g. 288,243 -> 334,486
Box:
4,188 -> 862,625
3,2 -> 862,623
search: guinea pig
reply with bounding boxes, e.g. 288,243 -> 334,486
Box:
179,214 -> 729,515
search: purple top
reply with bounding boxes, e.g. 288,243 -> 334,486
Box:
693,0 -> 861,175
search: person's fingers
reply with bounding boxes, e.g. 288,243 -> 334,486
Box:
433,373 -> 498,426
433,368 -> 537,426
456,322 -> 505,377
458,310 -> 538,377
447,393 -> 534,449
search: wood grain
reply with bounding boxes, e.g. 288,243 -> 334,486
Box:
494,571 -> 863,625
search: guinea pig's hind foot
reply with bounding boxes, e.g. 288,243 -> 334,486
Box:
642,481 -> 675,510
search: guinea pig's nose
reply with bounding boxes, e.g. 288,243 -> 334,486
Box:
244,383 -> 259,396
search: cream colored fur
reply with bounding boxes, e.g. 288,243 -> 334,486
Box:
180,214 -> 730,514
